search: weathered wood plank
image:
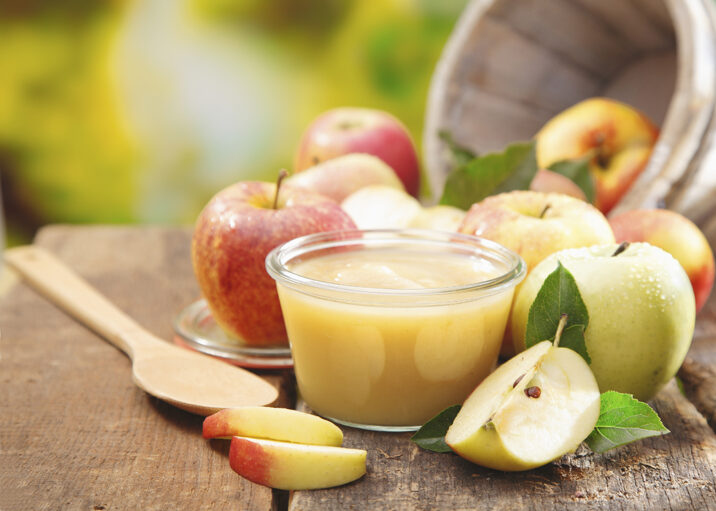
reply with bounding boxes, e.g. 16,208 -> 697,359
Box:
0,226 -> 292,510
291,383 -> 716,509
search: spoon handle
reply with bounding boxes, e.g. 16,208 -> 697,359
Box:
5,245 -> 151,358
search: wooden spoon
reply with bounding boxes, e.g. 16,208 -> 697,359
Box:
4,245 -> 279,416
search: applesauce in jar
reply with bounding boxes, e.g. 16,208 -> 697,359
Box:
266,230 -> 525,431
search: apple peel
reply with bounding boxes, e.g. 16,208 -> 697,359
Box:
229,436 -> 367,490
203,407 -> 343,446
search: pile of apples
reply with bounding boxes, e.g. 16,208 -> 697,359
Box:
192,98 -> 715,486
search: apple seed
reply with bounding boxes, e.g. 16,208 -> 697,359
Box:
512,373 -> 526,388
524,386 -> 541,399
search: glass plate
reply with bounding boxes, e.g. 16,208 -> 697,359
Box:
173,299 -> 293,369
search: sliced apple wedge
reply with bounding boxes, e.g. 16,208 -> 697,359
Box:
229,436 -> 367,490
203,407 -> 343,446
445,341 -> 600,471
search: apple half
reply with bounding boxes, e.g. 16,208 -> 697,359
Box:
445,341 -> 600,471
229,436 -> 367,490
203,407 -> 343,446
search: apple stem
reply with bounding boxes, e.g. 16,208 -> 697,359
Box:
539,204 -> 551,219
553,313 -> 568,348
273,169 -> 289,210
612,242 -> 630,257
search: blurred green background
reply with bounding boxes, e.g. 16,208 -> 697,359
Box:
0,0 -> 468,246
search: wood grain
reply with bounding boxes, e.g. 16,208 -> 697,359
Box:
0,226 -> 293,510
2,225 -> 715,510
290,382 -> 716,511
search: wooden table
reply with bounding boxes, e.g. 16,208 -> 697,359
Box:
2,226 -> 715,510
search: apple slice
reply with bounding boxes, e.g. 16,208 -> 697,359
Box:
229,436 -> 367,490
445,341 -> 600,471
203,407 -> 343,446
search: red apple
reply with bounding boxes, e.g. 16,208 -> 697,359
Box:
609,209 -> 715,312
529,169 -> 586,201
191,180 -> 356,346
294,107 -> 421,197
535,97 -> 659,214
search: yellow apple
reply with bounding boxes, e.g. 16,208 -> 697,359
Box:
511,243 -> 695,401
458,191 -> 614,272
285,153 -> 404,203
202,407 -> 343,446
341,185 -> 422,229
229,436 -> 366,490
408,205 -> 466,232
535,97 -> 659,214
609,209 -> 715,313
446,341 -> 600,471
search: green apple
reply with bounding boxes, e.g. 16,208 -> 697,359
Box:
285,153 -> 405,203
229,436 -> 366,490
446,341 -> 600,471
511,243 -> 695,401
203,407 -> 343,446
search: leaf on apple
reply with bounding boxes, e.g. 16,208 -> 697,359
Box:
525,262 -> 591,364
438,130 -> 477,169
547,156 -> 596,203
585,391 -> 669,453
410,404 -> 461,453
439,141 -> 538,210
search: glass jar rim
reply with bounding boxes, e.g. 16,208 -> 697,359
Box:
266,228 -> 526,299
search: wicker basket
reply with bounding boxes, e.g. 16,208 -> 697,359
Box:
424,0 -> 716,239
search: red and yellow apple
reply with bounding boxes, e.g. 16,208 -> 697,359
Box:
285,153 -> 405,203
229,436 -> 366,490
458,191 -> 615,273
191,180 -> 356,346
529,169 -> 586,201
609,209 -> 714,312
535,97 -> 659,214
203,407 -> 343,446
458,190 -> 614,356
294,107 -> 421,197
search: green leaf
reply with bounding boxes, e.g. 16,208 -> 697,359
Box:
585,391 -> 670,453
410,405 -> 461,453
439,141 -> 538,210
438,130 -> 477,169
548,156 -> 596,203
525,262 -> 590,364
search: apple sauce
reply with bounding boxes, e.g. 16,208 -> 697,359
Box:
266,230 -> 525,431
